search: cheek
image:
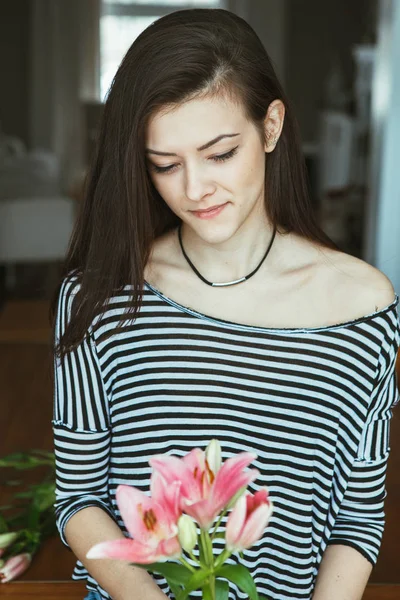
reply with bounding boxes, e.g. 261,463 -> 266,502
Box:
235,155 -> 264,190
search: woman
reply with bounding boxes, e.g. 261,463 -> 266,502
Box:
51,8 -> 400,600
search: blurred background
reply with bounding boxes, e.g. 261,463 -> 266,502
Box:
1,0 -> 400,305
0,0 -> 399,593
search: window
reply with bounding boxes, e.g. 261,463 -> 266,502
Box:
100,0 -> 226,101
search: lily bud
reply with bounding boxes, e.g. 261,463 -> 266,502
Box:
0,533 -> 19,550
0,553 -> 32,583
226,488 -> 273,553
177,515 -> 197,553
205,439 -> 221,475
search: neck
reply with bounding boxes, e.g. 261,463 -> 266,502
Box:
178,214 -> 278,284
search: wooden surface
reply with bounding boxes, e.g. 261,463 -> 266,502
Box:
0,582 -> 86,599
363,586 -> 400,600
1,300 -> 400,591
0,300 -> 52,344
0,582 -> 399,599
0,300 -> 78,583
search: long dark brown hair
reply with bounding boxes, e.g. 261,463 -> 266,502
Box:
50,7 -> 339,360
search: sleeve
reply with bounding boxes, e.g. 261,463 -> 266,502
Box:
327,311 -> 400,567
52,275 -> 117,549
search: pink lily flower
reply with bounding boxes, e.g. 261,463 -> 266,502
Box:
225,488 -> 273,552
149,448 -> 259,530
86,473 -> 183,564
0,553 -> 32,583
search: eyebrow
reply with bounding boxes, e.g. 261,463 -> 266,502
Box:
145,133 -> 240,156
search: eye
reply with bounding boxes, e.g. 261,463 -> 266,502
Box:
149,145 -> 239,174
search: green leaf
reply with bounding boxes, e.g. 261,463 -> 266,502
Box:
130,561 -> 212,600
214,564 -> 259,600
3,513 -> 27,529
33,482 -> 56,512
0,452 -> 54,470
215,578 -> 230,599
166,580 -> 184,599
0,452 -> 26,463
13,491 -> 35,499
31,450 -> 54,459
175,568 -> 213,600
130,561 -> 193,587
0,448 -> 56,562
39,513 -> 57,539
0,513 -> 9,533
26,503 -> 41,530
211,532 -> 226,540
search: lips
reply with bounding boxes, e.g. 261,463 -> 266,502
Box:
191,202 -> 229,220
191,203 -> 227,213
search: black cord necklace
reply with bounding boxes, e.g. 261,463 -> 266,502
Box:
178,223 -> 277,287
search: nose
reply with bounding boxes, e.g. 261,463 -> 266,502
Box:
184,163 -> 216,203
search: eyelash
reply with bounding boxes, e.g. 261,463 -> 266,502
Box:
150,145 -> 239,174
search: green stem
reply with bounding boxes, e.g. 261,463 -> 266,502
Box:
213,548 -> 232,569
208,573 -> 216,600
187,549 -> 203,566
199,529 -> 207,566
210,506 -> 229,541
199,529 -> 216,600
177,555 -> 196,573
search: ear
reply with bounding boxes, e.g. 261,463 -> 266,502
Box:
264,99 -> 285,153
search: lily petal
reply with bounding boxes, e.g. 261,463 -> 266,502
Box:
225,493 -> 248,545
211,455 -> 259,514
238,502 -> 273,550
116,485 -> 154,540
116,484 -> 176,546
149,452 -> 202,503
150,472 -> 182,522
157,535 -> 183,561
86,538 -> 155,562
0,553 -> 31,583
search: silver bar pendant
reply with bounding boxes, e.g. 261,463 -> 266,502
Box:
211,277 -> 247,287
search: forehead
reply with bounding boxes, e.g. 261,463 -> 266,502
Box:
146,96 -> 247,146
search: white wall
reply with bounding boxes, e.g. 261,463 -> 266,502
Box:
365,0 -> 400,296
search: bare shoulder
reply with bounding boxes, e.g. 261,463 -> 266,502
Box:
317,247 -> 396,315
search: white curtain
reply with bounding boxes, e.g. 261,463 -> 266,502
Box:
365,0 -> 400,295
30,0 -> 101,193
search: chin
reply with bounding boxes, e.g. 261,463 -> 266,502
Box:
186,219 -> 239,245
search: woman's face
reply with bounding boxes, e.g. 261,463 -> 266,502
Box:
145,95 -> 272,244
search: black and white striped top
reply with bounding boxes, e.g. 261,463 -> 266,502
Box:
53,273 -> 400,600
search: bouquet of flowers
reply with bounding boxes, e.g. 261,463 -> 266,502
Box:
87,439 -> 273,600
0,450 -> 56,583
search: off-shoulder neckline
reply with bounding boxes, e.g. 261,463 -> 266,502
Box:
143,281 -> 399,334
